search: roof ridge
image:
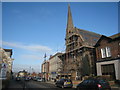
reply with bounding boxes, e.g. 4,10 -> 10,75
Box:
109,33 -> 120,39
76,27 -> 101,36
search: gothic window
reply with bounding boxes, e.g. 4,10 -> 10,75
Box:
75,42 -> 78,47
82,55 -> 90,76
73,36 -> 78,41
79,42 -> 82,46
68,37 -> 72,43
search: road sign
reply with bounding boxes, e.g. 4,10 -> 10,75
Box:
0,63 -> 8,79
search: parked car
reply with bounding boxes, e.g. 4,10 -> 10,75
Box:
55,79 -> 73,88
36,77 -> 43,82
25,77 -> 30,81
15,77 -> 21,81
32,77 -> 37,81
76,78 -> 111,90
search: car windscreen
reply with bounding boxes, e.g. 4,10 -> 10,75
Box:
98,80 -> 109,85
64,79 -> 72,82
82,79 -> 96,84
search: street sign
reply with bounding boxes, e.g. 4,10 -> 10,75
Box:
0,63 -> 8,79
51,72 -> 56,74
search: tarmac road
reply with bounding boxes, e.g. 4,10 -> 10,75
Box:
3,79 -> 120,90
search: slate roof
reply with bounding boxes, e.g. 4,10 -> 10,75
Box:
76,27 -> 101,46
109,33 -> 120,39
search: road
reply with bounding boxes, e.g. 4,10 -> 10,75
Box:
5,79 -> 75,90
25,80 -> 57,88
3,79 -> 120,90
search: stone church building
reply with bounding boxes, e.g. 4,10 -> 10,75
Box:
59,4 -> 101,80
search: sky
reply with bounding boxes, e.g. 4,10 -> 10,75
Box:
1,2 -> 119,73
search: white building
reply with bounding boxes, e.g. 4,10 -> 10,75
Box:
0,47 -> 14,88
49,53 -> 62,81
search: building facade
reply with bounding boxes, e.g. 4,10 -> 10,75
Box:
49,53 -> 63,81
41,60 -> 49,81
0,48 -> 14,88
95,34 -> 120,80
59,4 -> 101,80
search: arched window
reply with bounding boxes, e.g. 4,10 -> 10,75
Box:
82,55 -> 90,76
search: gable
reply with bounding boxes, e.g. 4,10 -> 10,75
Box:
95,35 -> 112,47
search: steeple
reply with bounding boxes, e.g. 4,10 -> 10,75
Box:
67,4 -> 74,30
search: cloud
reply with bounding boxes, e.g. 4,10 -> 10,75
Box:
1,41 -> 58,73
1,41 -> 52,52
20,54 -> 42,60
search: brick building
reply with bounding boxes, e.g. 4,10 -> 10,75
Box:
59,4 -> 101,80
95,33 -> 120,80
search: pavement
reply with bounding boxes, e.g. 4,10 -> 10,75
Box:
111,84 -> 120,90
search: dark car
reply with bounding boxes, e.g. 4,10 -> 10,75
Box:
32,77 -> 37,81
36,77 -> 43,82
76,78 -> 111,90
55,79 -> 73,88
15,77 -> 21,81
25,77 -> 30,81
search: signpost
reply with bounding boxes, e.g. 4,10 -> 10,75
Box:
0,63 -> 7,79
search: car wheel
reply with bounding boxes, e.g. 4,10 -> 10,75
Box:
55,84 -> 57,87
77,87 -> 80,90
62,85 -> 64,88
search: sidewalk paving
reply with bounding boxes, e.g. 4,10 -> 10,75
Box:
111,84 -> 120,90
46,81 -> 55,84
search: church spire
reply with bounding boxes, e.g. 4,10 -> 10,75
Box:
67,4 -> 74,30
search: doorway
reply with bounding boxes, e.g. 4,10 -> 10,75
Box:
101,64 -> 116,80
